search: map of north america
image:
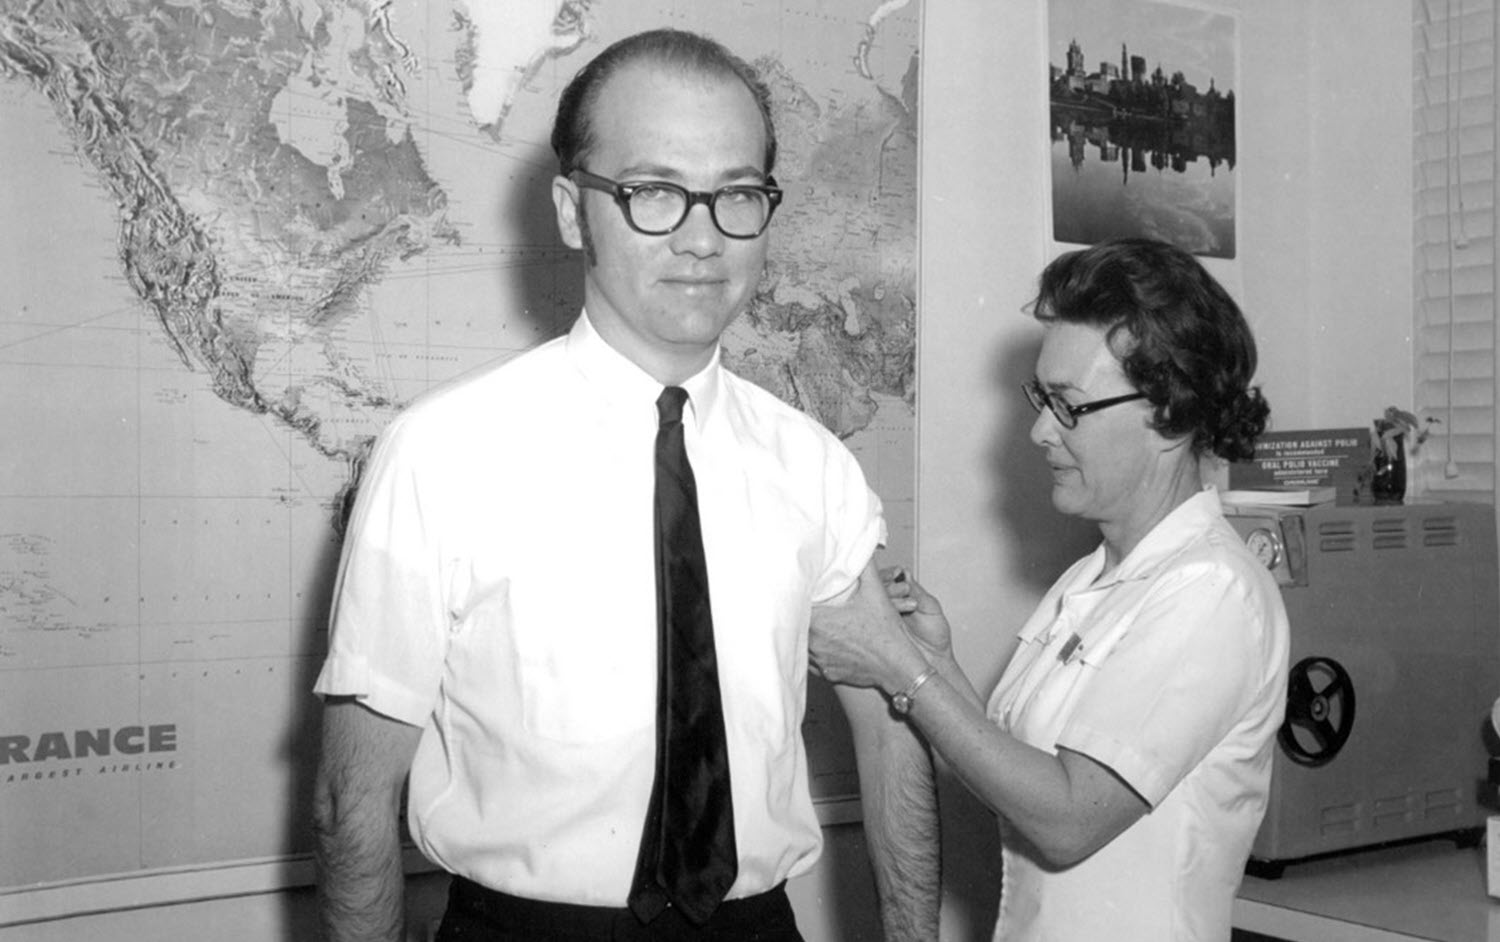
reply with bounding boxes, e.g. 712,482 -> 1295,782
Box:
3,0 -> 915,519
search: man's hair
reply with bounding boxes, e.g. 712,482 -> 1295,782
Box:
550,28 -> 778,177
1028,237 -> 1271,461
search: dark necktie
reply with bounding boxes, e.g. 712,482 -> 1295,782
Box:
628,386 -> 738,926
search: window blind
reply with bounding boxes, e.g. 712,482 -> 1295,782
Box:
1413,0 -> 1496,503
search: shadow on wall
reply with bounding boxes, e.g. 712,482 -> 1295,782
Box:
937,771 -> 1002,942
275,523 -> 345,937
932,330 -> 1102,941
496,142 -> 587,345
988,333 -> 1098,615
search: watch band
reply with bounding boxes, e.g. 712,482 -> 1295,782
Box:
891,666 -> 937,716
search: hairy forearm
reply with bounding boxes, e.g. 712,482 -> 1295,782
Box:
864,728 -> 940,941
313,785 -> 408,942
842,685 -> 940,941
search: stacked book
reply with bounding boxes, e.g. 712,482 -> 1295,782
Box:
1219,484 -> 1337,507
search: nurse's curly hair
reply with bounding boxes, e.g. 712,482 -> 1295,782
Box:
1028,238 -> 1270,461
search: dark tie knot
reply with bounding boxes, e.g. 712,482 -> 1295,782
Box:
657,386 -> 689,428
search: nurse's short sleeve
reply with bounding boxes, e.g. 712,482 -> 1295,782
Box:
1056,562 -> 1273,806
313,414 -> 452,727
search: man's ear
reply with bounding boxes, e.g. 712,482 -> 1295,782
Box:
552,175 -> 584,249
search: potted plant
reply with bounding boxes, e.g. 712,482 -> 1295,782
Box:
1370,407 -> 1437,504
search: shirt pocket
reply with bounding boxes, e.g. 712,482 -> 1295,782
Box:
507,567 -> 657,743
475,503 -> 658,745
1004,610 -> 1136,750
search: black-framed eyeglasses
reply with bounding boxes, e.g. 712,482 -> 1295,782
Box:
1022,378 -> 1147,430
570,168 -> 783,239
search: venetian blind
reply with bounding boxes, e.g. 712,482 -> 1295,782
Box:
1414,0 -> 1497,502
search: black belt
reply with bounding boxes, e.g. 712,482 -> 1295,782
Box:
446,876 -> 800,941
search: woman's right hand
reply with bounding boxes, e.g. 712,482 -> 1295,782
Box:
884,567 -> 954,662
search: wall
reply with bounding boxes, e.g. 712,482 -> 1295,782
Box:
0,2 -> 1415,940
916,1 -> 1412,939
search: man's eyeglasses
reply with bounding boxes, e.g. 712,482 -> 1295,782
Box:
570,169 -> 783,239
1022,378 -> 1146,430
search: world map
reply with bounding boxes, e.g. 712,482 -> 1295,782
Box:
0,0 -> 917,901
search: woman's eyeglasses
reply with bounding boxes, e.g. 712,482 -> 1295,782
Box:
1022,378 -> 1146,429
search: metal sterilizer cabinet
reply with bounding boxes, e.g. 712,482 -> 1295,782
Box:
1222,500 -> 1500,876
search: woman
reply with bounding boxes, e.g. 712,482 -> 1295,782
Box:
812,238 -> 1290,941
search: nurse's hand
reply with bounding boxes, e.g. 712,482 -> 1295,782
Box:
811,562 -> 928,694
884,567 -> 954,664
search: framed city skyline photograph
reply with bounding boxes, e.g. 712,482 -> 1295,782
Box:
1048,0 -> 1238,258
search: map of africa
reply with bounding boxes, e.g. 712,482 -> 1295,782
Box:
0,0 -> 917,903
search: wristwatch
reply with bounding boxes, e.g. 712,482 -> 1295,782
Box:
891,666 -> 937,716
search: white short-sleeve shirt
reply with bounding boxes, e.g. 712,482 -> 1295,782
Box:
988,488 -> 1289,942
314,312 -> 885,906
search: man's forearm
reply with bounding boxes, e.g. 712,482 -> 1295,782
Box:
313,774 -> 410,942
865,726 -> 940,940
840,684 -> 941,941
313,698 -> 424,942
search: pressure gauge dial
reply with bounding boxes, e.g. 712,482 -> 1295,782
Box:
1245,527 -> 1282,570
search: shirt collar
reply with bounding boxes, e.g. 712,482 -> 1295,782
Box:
1094,486 -> 1227,587
565,310 -> 724,426
1020,487 -> 1227,645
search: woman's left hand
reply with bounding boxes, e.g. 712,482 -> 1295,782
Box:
810,561 -> 929,694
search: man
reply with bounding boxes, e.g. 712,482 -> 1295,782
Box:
311,28 -> 937,942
